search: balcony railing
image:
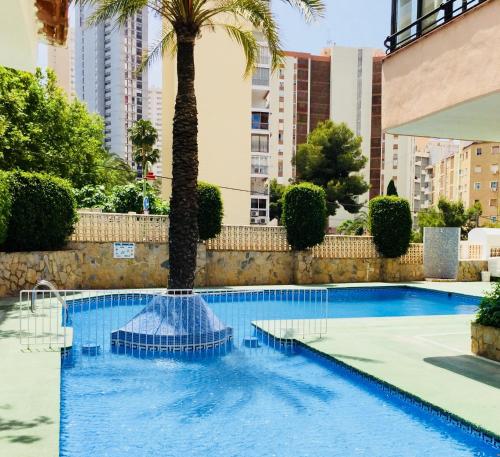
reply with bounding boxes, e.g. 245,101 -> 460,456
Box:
386,0 -> 488,53
251,122 -> 269,130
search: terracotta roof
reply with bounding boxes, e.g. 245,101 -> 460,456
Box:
35,0 -> 70,45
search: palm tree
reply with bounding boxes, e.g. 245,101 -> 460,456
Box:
129,119 -> 160,178
78,0 -> 324,289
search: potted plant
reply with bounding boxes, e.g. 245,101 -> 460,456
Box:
471,282 -> 500,361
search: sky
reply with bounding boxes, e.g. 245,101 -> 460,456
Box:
40,1 -> 391,88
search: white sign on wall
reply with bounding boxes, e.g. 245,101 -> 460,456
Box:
113,242 -> 135,259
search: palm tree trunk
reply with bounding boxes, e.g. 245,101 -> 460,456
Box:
168,36 -> 199,290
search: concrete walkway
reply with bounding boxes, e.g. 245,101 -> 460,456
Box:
0,297 -> 61,457
255,313 -> 500,439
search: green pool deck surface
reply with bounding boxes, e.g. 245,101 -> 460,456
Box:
1,281 -> 498,457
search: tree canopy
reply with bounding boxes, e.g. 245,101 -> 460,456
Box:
129,119 -> 160,177
294,120 -> 369,215
0,66 -> 132,189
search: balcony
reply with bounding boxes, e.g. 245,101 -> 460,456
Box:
382,0 -> 500,142
251,112 -> 269,131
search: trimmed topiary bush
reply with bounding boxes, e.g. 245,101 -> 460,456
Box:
0,171 -> 12,245
369,196 -> 412,258
282,182 -> 327,250
197,182 -> 223,241
476,282 -> 500,328
3,171 -> 77,251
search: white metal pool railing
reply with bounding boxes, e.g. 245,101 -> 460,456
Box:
19,288 -> 329,354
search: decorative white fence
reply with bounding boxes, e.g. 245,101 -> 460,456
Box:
70,214 -> 487,264
20,288 -> 329,354
71,212 -> 169,243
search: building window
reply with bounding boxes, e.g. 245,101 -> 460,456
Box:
252,67 -> 269,86
251,134 -> 269,153
492,164 -> 499,174
474,182 -> 481,190
475,166 -> 482,173
393,144 -> 398,150
278,131 -> 284,145
476,148 -> 482,156
490,199 -> 498,207
278,160 -> 283,177
490,181 -> 498,191
251,112 -> 269,130
493,146 -> 500,155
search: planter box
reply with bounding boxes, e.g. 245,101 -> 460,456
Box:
471,322 -> 500,362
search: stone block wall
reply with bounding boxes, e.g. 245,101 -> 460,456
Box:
0,242 -> 490,297
471,322 -> 500,362
0,250 -> 83,296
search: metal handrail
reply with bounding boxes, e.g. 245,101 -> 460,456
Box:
30,280 -> 67,314
385,0 -> 488,53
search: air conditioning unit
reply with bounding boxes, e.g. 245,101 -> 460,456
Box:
251,211 -> 258,217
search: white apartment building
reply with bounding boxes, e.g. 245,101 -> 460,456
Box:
146,86 -> 163,177
75,4 -> 148,165
47,27 -> 75,98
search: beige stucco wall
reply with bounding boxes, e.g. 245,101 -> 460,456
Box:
382,0 -> 500,141
161,25 -> 251,225
0,2 -> 39,72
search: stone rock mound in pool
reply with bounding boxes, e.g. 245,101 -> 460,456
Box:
110,294 -> 233,352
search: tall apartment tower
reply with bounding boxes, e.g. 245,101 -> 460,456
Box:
47,27 -> 75,98
266,46 -> 384,226
146,87 -> 163,177
75,4 -> 148,164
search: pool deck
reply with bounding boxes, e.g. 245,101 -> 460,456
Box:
0,281 -> 497,457
255,313 -> 500,440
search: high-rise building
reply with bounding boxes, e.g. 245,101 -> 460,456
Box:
146,86 -> 163,177
75,4 -> 148,164
266,46 -> 385,226
47,27 -> 75,98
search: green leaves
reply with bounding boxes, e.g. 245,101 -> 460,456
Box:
197,182 -> 223,241
0,66 -> 126,189
369,196 -> 412,258
294,120 -> 369,216
282,182 -> 327,250
476,282 -> 500,328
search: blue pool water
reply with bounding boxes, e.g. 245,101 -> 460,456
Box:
60,287 -> 496,457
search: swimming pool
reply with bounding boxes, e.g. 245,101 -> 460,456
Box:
60,287 -> 496,457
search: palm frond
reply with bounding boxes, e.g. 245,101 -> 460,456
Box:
282,0 -> 325,22
214,24 -> 258,76
136,27 -> 177,74
83,0 -> 148,27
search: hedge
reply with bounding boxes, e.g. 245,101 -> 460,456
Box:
197,182 -> 223,241
282,182 -> 327,250
3,171 -> 77,251
369,196 -> 412,258
476,282 -> 500,328
0,171 -> 11,245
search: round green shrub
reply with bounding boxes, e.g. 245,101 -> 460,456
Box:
0,171 -> 12,245
3,171 -> 77,251
197,182 -> 223,241
73,184 -> 108,209
282,183 -> 327,250
369,196 -> 412,258
475,282 -> 500,328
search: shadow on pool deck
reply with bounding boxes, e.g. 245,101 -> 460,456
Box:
423,355 -> 500,390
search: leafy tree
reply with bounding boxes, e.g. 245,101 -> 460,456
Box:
97,153 -> 135,190
294,120 -> 369,216
0,67 -> 131,188
369,196 -> 412,258
269,178 -> 287,223
80,0 -> 324,289
438,198 -> 467,227
386,179 -> 398,196
337,211 -> 368,236
0,171 -> 11,245
129,119 -> 160,177
74,185 -> 108,209
282,183 -> 327,250
105,182 -> 169,215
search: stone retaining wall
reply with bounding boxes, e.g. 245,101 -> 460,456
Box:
471,322 -> 500,362
0,243 -> 491,296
